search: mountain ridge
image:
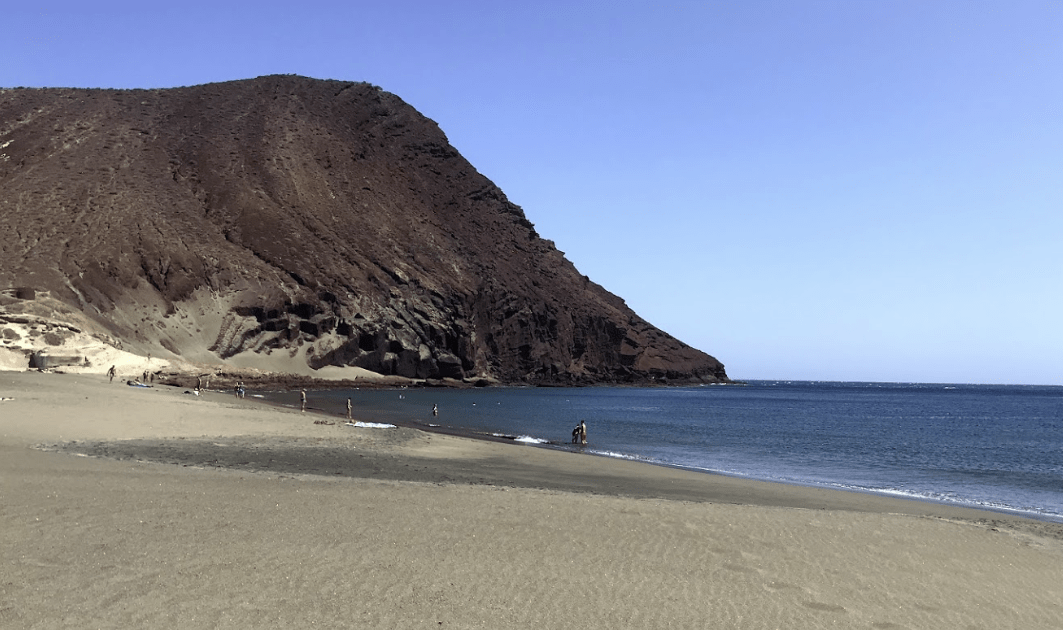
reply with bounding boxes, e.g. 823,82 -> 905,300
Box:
0,75 -> 727,385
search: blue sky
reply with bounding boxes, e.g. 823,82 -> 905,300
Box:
5,1 -> 1062,384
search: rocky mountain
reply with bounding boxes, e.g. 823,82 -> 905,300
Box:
0,75 -> 727,385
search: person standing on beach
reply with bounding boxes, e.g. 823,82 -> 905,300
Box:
432,403 -> 438,417
301,390 -> 307,412
580,420 -> 587,445
107,365 -> 116,383
346,397 -> 352,420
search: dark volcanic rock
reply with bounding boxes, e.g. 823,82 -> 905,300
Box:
0,75 -> 727,384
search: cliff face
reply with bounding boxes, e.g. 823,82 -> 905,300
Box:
0,75 -> 727,384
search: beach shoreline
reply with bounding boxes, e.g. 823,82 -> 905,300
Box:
3,369 -> 1062,628
251,381 -> 1063,527
40,415 -> 1063,534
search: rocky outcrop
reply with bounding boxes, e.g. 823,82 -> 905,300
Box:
0,75 -> 727,384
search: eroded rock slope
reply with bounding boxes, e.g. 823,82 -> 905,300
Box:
0,75 -> 727,384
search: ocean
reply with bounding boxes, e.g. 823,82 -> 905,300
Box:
265,381 -> 1063,522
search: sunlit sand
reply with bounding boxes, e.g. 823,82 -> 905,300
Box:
3,371 -> 1061,628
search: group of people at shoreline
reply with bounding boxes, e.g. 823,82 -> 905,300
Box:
109,367 -> 592,446
298,390 -> 592,445
106,364 -> 156,386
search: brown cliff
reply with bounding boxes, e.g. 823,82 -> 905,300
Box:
0,75 -> 727,385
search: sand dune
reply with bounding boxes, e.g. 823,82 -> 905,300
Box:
2,371 -> 1061,629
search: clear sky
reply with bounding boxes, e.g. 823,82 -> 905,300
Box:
5,1 -> 1062,384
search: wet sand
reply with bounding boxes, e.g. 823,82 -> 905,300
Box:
3,370 -> 1062,628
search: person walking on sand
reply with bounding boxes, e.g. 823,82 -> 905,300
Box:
346,397 -> 353,420
301,389 -> 307,412
107,365 -> 116,383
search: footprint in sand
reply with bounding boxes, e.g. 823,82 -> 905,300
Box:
803,601 -> 846,613
763,580 -> 800,591
722,562 -> 758,574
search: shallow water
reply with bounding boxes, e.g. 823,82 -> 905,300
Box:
265,381 -> 1063,522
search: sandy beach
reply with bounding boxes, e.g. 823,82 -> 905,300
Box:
2,370 -> 1062,629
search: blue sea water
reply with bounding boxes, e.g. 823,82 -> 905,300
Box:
271,381 -> 1063,522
